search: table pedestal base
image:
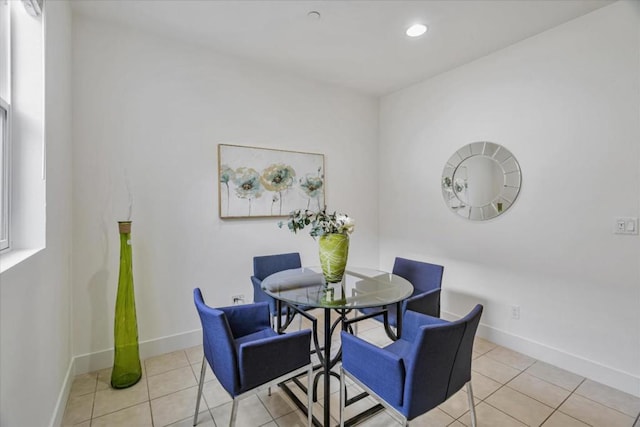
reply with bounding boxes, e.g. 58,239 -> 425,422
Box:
275,300 -> 402,426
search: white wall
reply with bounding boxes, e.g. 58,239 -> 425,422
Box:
379,0 -> 640,396
71,17 -> 379,367
0,1 -> 73,426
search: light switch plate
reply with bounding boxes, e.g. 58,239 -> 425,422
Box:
614,217 -> 639,235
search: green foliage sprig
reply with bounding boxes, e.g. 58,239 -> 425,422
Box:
278,209 -> 355,238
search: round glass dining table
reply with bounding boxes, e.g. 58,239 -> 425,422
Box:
262,267 -> 413,427
262,266 -> 412,309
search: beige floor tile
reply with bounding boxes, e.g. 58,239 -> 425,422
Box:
68,338 -> 640,427
575,379 -> 640,417
357,411 -> 401,426
486,386 -> 554,426
355,318 -> 381,333
92,379 -> 149,418
358,328 -> 393,347
201,378 -> 233,408
210,394 -> 274,427
151,386 -> 199,427
274,410 -> 310,427
473,337 -> 497,355
466,372 -> 502,400
168,410 -> 215,426
96,367 -> 113,391
148,366 -> 198,399
485,346 -> 536,371
298,370 -> 340,397
184,345 -> 203,365
90,402 -> 152,427
559,394 -> 635,427
328,384 -> 378,421
458,401 -> 526,427
286,381 -> 330,423
299,314 -> 316,330
542,411 -> 590,427
69,372 -> 98,397
62,393 -> 94,426
507,372 -> 571,408
472,355 -> 520,384
410,407 -> 456,426
525,361 -> 584,391
257,387 -> 298,419
146,350 -> 190,377
191,361 -> 214,383
438,389 -> 472,419
274,411 -> 307,427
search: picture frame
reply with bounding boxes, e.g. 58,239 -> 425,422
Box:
218,144 -> 325,219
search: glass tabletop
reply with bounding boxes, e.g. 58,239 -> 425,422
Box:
262,266 -> 413,310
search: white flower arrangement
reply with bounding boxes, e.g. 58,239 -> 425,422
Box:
279,209 -> 355,238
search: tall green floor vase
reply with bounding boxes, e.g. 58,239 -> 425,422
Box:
319,233 -> 349,283
111,221 -> 142,389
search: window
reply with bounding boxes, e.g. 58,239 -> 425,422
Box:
0,0 -> 9,252
0,97 -> 8,251
0,0 -> 45,262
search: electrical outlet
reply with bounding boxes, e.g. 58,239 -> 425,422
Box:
511,305 -> 520,320
232,294 -> 245,305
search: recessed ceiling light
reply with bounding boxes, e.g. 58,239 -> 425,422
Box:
307,11 -> 321,20
406,24 -> 427,37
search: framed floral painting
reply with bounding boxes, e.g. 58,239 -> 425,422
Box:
218,144 -> 325,218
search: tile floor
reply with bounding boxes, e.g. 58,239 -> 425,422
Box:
63,311 -> 640,427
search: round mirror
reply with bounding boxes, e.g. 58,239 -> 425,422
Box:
442,141 -> 521,220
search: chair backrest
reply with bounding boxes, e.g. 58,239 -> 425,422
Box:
403,304 -> 483,419
392,257 -> 444,296
193,288 -> 240,396
253,252 -> 302,280
447,304 -> 483,396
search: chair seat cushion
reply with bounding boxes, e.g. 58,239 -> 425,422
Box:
384,338 -> 414,360
235,327 -> 277,348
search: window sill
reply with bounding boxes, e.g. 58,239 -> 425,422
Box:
0,247 -> 44,274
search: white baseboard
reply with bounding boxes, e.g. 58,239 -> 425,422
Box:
49,357 -> 75,427
442,310 -> 640,398
73,328 -> 202,375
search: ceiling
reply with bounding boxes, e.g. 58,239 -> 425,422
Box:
70,0 -> 614,96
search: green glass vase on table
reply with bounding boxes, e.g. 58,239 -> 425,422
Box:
279,208 -> 355,284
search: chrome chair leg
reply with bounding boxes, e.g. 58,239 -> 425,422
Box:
193,358 -> 206,426
307,364 -> 313,427
467,382 -> 477,427
229,398 -> 239,427
339,367 -> 346,427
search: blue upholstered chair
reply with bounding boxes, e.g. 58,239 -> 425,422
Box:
193,288 -> 313,426
358,257 -> 444,330
251,252 -> 305,325
340,305 -> 483,427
